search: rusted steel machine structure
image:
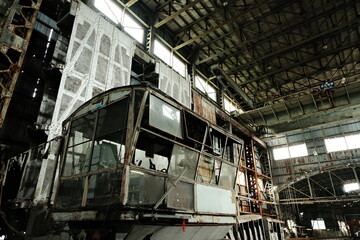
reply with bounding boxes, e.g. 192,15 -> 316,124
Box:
0,0 -> 42,127
1,84 -> 281,239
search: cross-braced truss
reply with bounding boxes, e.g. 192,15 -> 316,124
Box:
136,0 -> 359,133
277,165 -> 360,204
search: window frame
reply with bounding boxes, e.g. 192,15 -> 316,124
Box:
311,219 -> 326,230
123,13 -> 145,44
273,143 -> 308,160
194,75 -> 217,102
62,96 -> 130,177
325,133 -> 360,153
94,0 -> 123,24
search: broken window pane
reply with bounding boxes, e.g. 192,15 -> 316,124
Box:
133,131 -> 173,172
219,163 -> 237,189
87,171 -> 122,206
224,140 -> 242,164
128,170 -> 165,206
169,144 -> 199,180
197,155 -> 221,185
184,111 -> 207,149
65,141 -> 92,176
167,181 -> 194,210
17,148 -> 44,199
134,149 -> 169,171
55,176 -> 85,209
210,129 -> 226,156
90,131 -> 125,171
149,95 -> 182,138
68,111 -> 96,146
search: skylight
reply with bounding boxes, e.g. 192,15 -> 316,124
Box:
345,134 -> 360,150
123,14 -> 144,44
289,144 -> 308,158
154,39 -> 171,65
325,133 -> 360,153
343,182 -> 360,192
273,143 -> 308,160
325,137 -> 347,152
94,0 -> 122,24
311,219 -> 326,230
273,147 -> 290,160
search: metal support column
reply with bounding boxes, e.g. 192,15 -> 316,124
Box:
0,0 -> 42,127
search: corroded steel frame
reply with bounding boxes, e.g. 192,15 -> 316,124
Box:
0,0 -> 42,127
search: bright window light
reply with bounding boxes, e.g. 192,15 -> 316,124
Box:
162,105 -> 179,121
123,14 -> 144,44
311,220 -> 326,230
194,75 -> 217,101
345,134 -> 360,150
344,182 -> 360,192
207,84 -> 217,101
325,134 -> 360,153
224,96 -> 237,113
273,143 -> 308,160
289,143 -> 308,158
172,55 -> 186,77
154,39 -> 171,65
325,136 -> 349,152
195,75 -> 206,93
94,0 -> 122,24
273,147 -> 290,160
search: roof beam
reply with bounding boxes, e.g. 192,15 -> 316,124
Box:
175,9 -> 219,36
173,0 -> 271,50
235,41 -> 359,87
196,0 -> 357,65
154,0 -> 202,28
226,20 -> 359,75
125,0 -> 138,7
155,0 -> 172,11
211,65 -> 254,109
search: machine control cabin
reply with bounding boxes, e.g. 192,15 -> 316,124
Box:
54,84 -> 243,223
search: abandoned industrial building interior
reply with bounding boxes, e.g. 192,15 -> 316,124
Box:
0,0 -> 359,239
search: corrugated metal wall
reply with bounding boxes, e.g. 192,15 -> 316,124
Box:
267,119 -> 360,185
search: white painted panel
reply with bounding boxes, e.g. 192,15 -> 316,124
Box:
156,61 -> 191,108
195,184 -> 236,215
49,2 -> 134,138
36,1 -> 134,204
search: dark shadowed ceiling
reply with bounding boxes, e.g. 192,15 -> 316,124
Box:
131,0 -> 360,134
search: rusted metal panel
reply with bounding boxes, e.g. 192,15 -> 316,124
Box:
0,0 -> 42,127
193,91 -> 216,124
120,91 -> 149,205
